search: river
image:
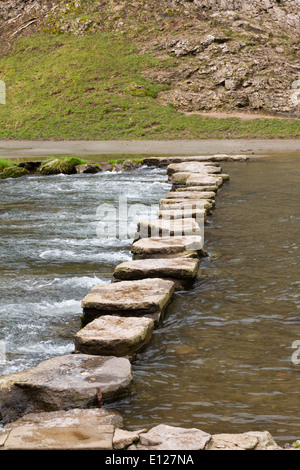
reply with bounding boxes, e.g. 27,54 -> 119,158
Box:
0,155 -> 299,443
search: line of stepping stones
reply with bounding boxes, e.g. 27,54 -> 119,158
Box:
6,154 -> 290,451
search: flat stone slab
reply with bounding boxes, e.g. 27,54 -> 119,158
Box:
3,408 -> 123,432
142,155 -> 248,167
136,217 -> 202,238
131,236 -> 204,258
205,431 -> 281,451
74,315 -> 154,357
158,207 -> 206,222
3,423 -> 115,450
175,185 -> 218,192
159,199 -> 214,213
0,354 -> 132,424
167,162 -> 222,176
166,191 -> 216,200
186,174 -> 224,187
113,258 -> 200,281
131,424 -> 212,450
81,278 -> 175,324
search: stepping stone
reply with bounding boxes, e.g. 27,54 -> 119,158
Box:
2,408 -> 124,450
113,258 -> 200,283
171,172 -> 224,187
165,191 -> 216,200
142,155 -> 248,167
3,424 -> 115,450
157,208 -> 207,225
0,354 -> 132,425
130,424 -> 212,450
186,174 -> 224,187
159,199 -> 214,214
167,162 -> 222,176
176,185 -> 218,192
74,316 -> 154,357
3,408 -> 123,431
131,236 -> 204,259
81,278 -> 175,325
136,217 -> 202,238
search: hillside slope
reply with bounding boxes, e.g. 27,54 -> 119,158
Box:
0,0 -> 299,140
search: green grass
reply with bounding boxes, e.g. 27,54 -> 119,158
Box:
0,32 -> 299,140
0,157 -> 15,171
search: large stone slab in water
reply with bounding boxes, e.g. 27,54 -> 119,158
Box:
113,258 -> 200,281
158,207 -> 206,221
159,198 -> 214,214
175,185 -> 218,192
165,191 -> 216,200
74,315 -> 154,357
136,217 -> 202,238
131,424 -> 212,450
167,162 -> 222,176
81,278 -> 175,324
3,423 -> 114,450
142,155 -> 248,167
131,236 -> 204,259
186,174 -> 224,187
0,354 -> 132,424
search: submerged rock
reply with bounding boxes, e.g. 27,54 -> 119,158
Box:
74,315 -> 154,357
0,354 -> 132,424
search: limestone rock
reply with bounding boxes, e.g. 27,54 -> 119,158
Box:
3,408 -> 123,431
165,191 -> 216,200
74,315 -> 154,357
136,217 -> 202,238
205,431 -> 282,450
158,207 -> 206,222
3,423 -> 115,450
113,258 -> 200,281
131,236 -> 204,258
113,428 -> 146,450
81,278 -> 175,324
0,354 -> 132,424
75,163 -> 101,174
134,424 -> 212,450
159,198 -> 214,214
167,162 -> 222,175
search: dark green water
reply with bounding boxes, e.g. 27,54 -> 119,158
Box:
0,156 -> 299,443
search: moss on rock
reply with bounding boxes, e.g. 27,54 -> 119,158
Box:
39,157 -> 87,175
0,167 -> 29,179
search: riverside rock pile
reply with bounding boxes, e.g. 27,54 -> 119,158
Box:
1,153 -> 294,450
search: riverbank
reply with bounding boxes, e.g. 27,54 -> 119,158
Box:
0,139 -> 299,159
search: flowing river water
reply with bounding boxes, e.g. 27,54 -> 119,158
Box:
0,155 -> 299,443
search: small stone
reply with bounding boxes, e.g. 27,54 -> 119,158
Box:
135,424 -> 212,450
113,428 -> 146,450
75,164 -> 101,174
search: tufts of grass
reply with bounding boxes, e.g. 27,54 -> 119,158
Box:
0,158 -> 15,171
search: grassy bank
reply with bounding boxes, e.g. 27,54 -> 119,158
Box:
0,32 -> 299,140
